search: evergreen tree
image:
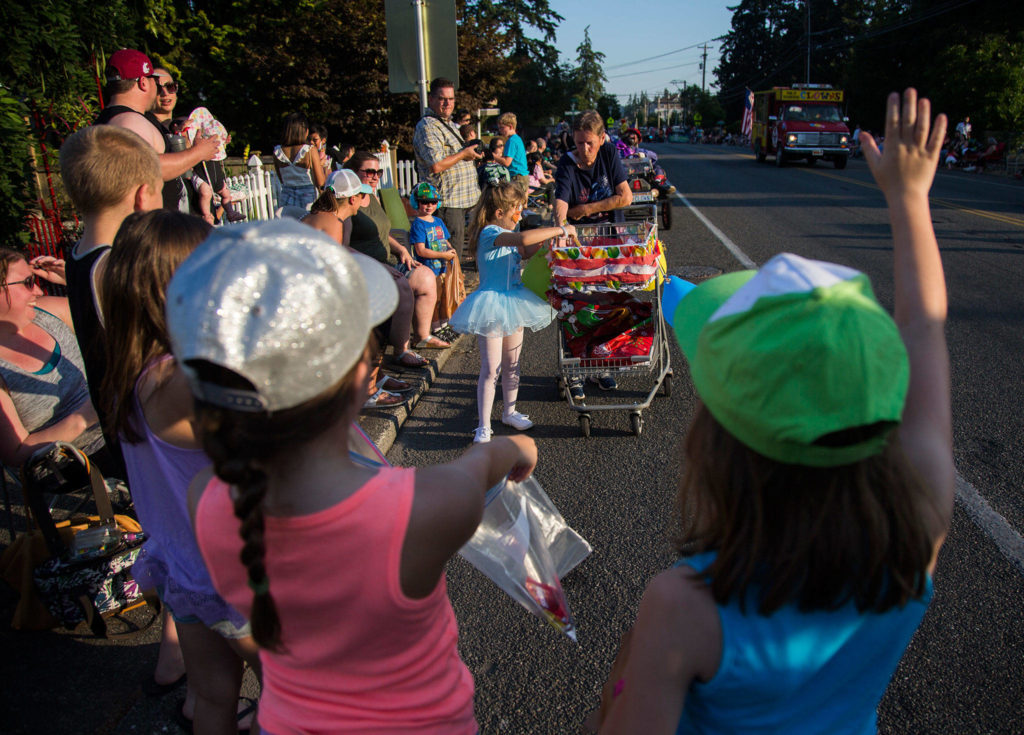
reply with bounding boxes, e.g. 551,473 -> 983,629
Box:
572,26 -> 607,111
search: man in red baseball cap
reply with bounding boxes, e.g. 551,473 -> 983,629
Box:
94,48 -> 222,212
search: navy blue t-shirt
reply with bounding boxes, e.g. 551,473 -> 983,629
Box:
553,140 -> 628,224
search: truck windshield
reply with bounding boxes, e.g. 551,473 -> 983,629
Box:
783,105 -> 843,122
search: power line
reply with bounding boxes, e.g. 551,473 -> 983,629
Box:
603,37 -> 725,71
608,60 -> 702,80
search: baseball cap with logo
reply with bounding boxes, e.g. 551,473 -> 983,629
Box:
106,49 -> 155,82
166,219 -> 397,413
409,181 -> 440,208
326,169 -> 373,199
672,252 -> 909,467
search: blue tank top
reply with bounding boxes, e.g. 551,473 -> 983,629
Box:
676,551 -> 932,735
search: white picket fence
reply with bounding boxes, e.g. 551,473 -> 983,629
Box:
222,169 -> 280,223
220,157 -> 419,225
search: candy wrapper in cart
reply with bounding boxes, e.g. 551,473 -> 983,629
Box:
459,476 -> 592,640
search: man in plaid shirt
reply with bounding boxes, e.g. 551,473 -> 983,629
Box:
413,78 -> 483,262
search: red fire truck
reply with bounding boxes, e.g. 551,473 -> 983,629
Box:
752,84 -> 851,169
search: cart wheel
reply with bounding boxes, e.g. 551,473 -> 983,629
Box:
631,412 -> 643,436
556,376 -> 566,400
660,199 -> 672,230
579,414 -> 591,438
662,373 -> 672,397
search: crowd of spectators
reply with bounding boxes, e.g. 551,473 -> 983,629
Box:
5,44 -> 957,735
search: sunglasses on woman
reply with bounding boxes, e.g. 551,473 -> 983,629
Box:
358,169 -> 382,177
3,275 -> 37,289
156,81 -> 179,94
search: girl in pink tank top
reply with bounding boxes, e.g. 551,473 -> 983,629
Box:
167,221 -> 538,735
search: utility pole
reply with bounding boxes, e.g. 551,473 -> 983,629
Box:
806,0 -> 811,84
700,43 -> 708,91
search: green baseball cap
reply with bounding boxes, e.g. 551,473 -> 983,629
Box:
672,253 -> 909,467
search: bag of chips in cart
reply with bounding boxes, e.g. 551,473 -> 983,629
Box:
459,475 -> 591,640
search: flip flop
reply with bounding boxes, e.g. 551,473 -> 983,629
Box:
377,376 -> 414,393
414,335 -> 450,349
363,388 -> 408,409
395,350 -> 428,368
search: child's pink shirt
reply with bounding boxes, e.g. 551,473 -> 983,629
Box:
195,467 -> 477,734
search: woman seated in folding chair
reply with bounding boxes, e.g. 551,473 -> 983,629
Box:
0,248 -> 106,468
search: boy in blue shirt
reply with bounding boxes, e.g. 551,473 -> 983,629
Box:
409,182 -> 456,275
496,112 -> 529,190
409,182 -> 463,338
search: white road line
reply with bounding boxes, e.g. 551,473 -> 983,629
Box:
675,188 -> 1024,576
673,192 -> 757,269
954,476 -> 1024,575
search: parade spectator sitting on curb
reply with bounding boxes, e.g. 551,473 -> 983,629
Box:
967,137 -> 1005,172
273,112 -> 326,209
528,152 -> 554,202
0,249 -> 105,468
301,170 -> 417,408
409,182 -> 456,273
94,49 -> 222,213
479,137 -> 512,189
409,182 -> 465,340
536,137 -> 556,171
495,112 -> 530,191
413,78 -> 484,263
303,170 -> 439,370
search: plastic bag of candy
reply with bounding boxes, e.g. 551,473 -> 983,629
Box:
460,475 -> 590,640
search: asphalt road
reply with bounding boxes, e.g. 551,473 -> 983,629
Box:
389,143 -> 1024,734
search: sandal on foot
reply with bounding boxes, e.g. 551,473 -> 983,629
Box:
433,325 -> 458,342
395,350 -> 428,368
377,375 -> 413,393
363,388 -> 408,409
414,335 -> 450,349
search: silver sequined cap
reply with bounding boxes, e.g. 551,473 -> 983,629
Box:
166,219 -> 397,412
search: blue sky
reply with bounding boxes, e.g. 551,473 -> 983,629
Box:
548,1 -> 735,100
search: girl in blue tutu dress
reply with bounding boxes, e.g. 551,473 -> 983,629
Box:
450,182 -> 577,443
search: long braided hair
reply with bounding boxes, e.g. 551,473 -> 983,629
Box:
191,354 -> 366,650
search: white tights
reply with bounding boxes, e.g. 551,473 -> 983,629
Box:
476,330 -> 524,430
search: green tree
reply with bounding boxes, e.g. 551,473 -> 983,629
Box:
473,0 -> 567,127
572,26 -> 607,111
0,87 -> 34,248
0,0 -> 142,245
596,93 -> 620,123
715,0 -> 800,101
